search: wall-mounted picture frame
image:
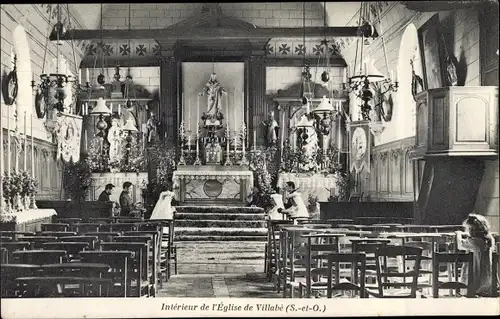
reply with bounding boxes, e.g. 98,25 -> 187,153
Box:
417,14 -> 446,90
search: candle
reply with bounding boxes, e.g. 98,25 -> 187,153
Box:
85,69 -> 90,83
253,130 -> 256,151
7,106 -> 11,179
187,90 -> 191,131
187,135 -> 191,151
225,92 -> 229,128
364,62 -> 367,75
281,112 -> 285,150
118,104 -> 121,116
23,111 -> 27,171
197,94 -> 200,128
31,115 -> 34,178
78,69 -> 82,84
343,68 -> 347,83
394,69 -> 398,82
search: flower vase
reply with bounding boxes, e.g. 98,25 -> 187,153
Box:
29,194 -> 38,209
14,194 -> 24,212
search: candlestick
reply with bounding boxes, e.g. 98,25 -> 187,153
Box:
78,69 -> 81,85
23,111 -> 26,171
253,130 -> 256,151
281,112 -> 285,150
197,93 -> 200,128
364,62 -> 367,75
31,115 -> 34,178
187,135 -> 191,151
224,127 -> 231,166
182,92 -> 185,127
225,91 -> 229,128
7,106 -> 11,179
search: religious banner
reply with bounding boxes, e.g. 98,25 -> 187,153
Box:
349,121 -> 371,173
55,113 -> 83,163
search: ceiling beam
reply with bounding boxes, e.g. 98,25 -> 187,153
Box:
57,27 -> 366,41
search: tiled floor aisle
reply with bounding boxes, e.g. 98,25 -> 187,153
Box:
157,272 -> 280,298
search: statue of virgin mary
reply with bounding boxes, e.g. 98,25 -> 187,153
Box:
202,73 -> 226,121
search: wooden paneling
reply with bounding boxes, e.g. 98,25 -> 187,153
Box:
364,137 -> 415,202
1,128 -> 62,200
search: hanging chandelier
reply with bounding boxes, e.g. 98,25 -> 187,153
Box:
31,4 -> 79,114
342,1 -> 398,121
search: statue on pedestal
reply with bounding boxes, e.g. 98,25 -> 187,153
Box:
146,112 -> 160,145
201,73 -> 226,127
263,110 -> 279,148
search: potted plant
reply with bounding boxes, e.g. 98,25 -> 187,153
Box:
0,213 -> 17,231
63,158 -> 92,202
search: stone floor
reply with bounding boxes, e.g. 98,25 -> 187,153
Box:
157,272 -> 279,298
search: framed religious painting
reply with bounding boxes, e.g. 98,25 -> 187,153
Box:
349,121 -> 371,174
417,14 -> 446,89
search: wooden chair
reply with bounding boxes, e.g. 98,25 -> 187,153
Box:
113,235 -> 157,289
0,231 -> 36,240
59,236 -> 99,250
0,242 -> 32,263
13,250 -> 67,265
116,218 -> 144,224
1,236 -> 13,242
124,230 -> 162,288
109,223 -> 139,233
17,236 -> 59,249
88,217 -> 116,224
38,231 -> 78,238
40,263 -> 112,297
85,232 -> 121,243
41,223 -> 69,232
147,219 -> 176,280
74,223 -> 101,234
326,253 -> 367,298
100,242 -> 151,297
366,245 -> 423,298
1,247 -> 7,264
15,276 -> 113,297
432,252 -> 473,298
296,235 -> 345,298
42,242 -> 90,262
79,251 -> 134,297
0,264 -> 42,297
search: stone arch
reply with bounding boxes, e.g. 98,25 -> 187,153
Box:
394,23 -> 423,139
12,25 -> 33,125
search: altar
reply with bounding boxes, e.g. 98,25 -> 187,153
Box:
10,209 -> 58,232
173,165 -> 253,205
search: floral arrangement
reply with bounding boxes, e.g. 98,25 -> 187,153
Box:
307,194 -> 320,219
249,148 -> 278,209
1,170 -> 39,211
328,169 -> 355,202
146,145 -> 177,204
63,157 -> 93,201
87,138 -> 109,173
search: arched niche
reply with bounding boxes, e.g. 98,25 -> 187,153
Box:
12,25 -> 33,128
377,23 -> 424,145
395,23 -> 424,139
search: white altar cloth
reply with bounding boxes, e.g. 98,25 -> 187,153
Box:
277,173 -> 338,204
14,209 -> 57,224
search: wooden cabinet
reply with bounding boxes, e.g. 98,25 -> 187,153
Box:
413,86 -> 498,158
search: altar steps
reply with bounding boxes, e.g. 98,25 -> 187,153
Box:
175,241 -> 266,274
173,206 -> 267,242
174,220 -> 265,228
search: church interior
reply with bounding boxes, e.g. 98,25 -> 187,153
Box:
0,1 -> 499,306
